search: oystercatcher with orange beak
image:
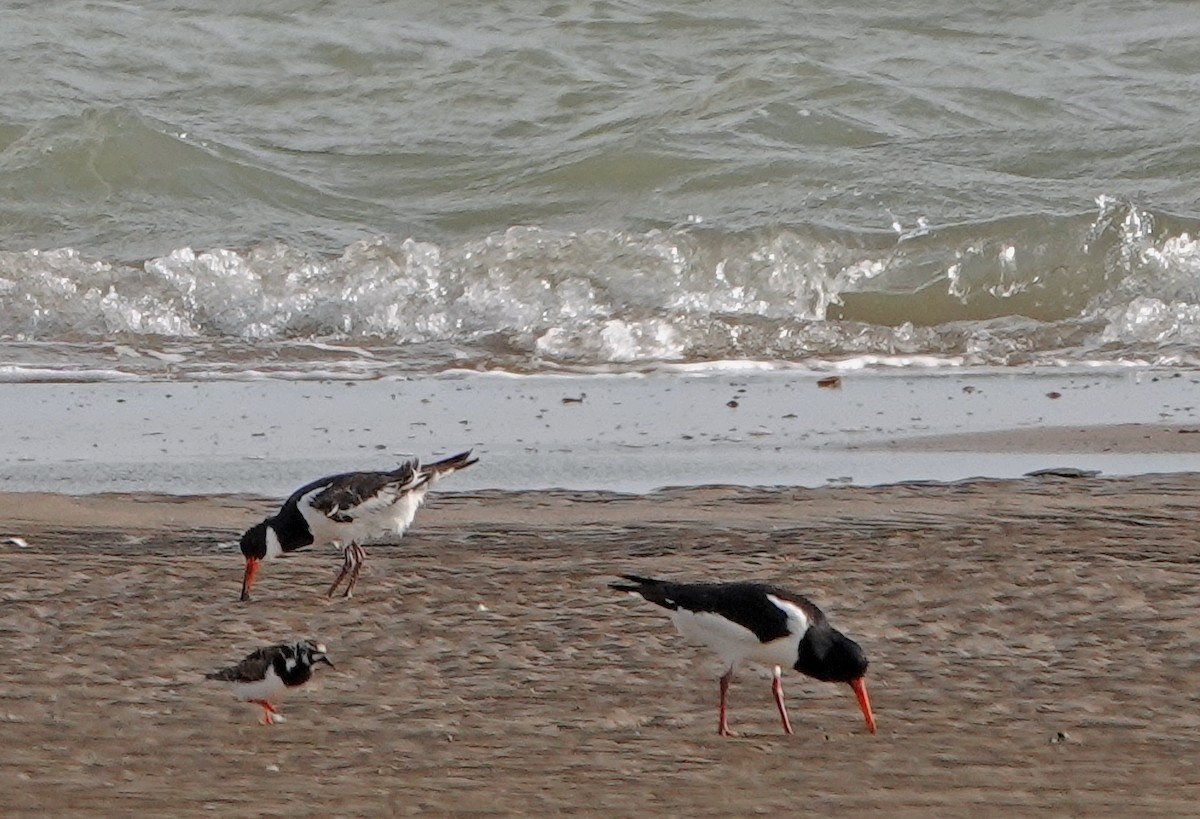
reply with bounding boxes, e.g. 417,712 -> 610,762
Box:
239,450 -> 477,600
611,574 -> 877,736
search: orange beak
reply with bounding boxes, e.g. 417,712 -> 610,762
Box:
851,677 -> 877,734
240,557 -> 260,601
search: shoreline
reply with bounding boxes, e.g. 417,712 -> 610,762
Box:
3,470 -> 1198,550
2,368 -> 1199,495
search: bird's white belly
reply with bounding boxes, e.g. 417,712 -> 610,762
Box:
232,669 -> 287,703
304,510 -> 373,547
299,487 -> 430,548
669,608 -> 802,670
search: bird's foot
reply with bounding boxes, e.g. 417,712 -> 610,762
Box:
252,700 -> 280,725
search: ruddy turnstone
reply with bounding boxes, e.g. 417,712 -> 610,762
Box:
239,450 -> 477,600
611,574 -> 877,736
206,638 -> 335,725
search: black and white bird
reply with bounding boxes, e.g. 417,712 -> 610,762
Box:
205,639 -> 335,725
239,450 -> 477,600
611,574 -> 877,736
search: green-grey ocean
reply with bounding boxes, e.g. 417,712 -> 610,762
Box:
3,1 -> 1200,378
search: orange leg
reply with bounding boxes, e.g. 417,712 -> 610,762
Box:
249,699 -> 278,725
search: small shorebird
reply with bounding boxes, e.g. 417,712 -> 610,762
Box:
239,450 -> 477,600
611,574 -> 877,736
206,639 -> 335,725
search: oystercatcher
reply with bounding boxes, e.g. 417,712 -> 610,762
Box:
205,638 -> 335,725
610,574 -> 877,736
239,450 -> 477,600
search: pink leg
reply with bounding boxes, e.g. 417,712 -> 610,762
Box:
718,668 -> 734,736
771,666 -> 794,735
327,546 -> 354,597
343,543 -> 366,598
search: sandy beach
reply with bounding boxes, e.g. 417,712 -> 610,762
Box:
2,369 -> 1199,815
2,469 -> 1199,816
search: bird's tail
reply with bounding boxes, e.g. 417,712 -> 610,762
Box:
609,573 -> 663,594
386,459 -> 420,485
610,574 -> 684,610
418,450 -> 478,484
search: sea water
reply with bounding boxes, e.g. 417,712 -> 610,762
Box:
3,2 -> 1200,381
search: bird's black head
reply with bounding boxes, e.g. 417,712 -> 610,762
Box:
794,625 -> 869,683
795,624 -> 878,734
239,521 -> 269,560
272,639 -> 336,687
296,639 -> 335,671
238,522 -> 270,601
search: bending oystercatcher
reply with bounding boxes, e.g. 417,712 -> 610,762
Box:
611,574 -> 877,736
239,450 -> 477,600
206,638 -> 335,725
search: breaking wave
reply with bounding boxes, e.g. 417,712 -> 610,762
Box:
3,196 -> 1200,378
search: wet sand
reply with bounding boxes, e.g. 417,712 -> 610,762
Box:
4,368 -> 1200,495
2,475 -> 1199,816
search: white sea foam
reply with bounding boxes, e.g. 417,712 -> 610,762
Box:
0,366 -> 140,383
3,200 -> 1200,378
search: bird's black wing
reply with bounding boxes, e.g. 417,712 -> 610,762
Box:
304,462 -> 419,521
612,575 -> 824,643
205,643 -> 289,683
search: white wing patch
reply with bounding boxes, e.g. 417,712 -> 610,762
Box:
766,595 -> 811,639
264,526 -> 284,560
